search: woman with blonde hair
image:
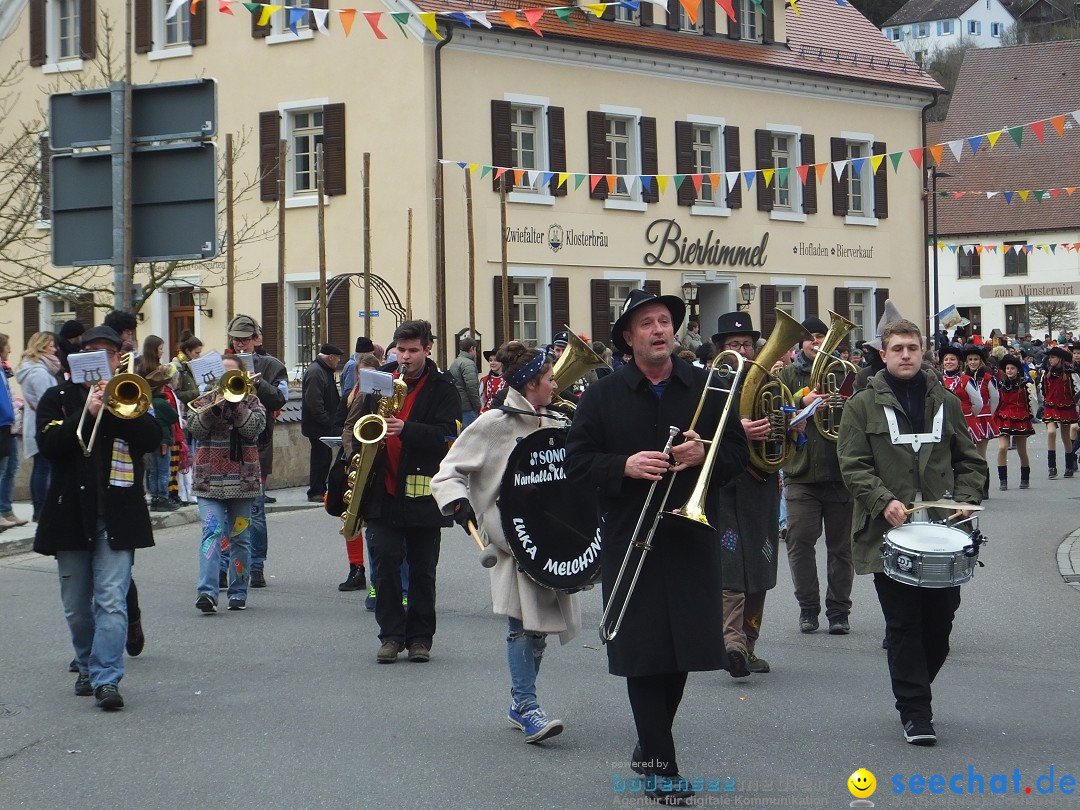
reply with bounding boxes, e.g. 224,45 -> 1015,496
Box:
15,332 -> 61,520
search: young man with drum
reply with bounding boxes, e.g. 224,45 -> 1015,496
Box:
838,319 -> 987,746
432,343 -> 579,744
566,290 -> 748,805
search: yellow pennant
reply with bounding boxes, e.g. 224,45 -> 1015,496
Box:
584,3 -> 608,17
761,168 -> 774,188
871,154 -> 884,174
257,5 -> 280,26
986,130 -> 1003,149
558,172 -> 569,188
418,12 -> 443,39
656,175 -> 668,194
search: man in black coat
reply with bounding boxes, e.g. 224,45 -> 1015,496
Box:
358,319 -> 460,664
34,326 -> 161,711
566,291 -> 748,805
301,343 -> 345,502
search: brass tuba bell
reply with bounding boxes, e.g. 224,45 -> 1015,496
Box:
808,310 -> 858,441
550,326 -> 607,411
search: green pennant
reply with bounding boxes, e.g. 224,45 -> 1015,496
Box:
889,152 -> 902,172
479,166 -> 492,179
243,2 -> 260,13
574,173 -> 586,189
673,175 -> 686,190
554,7 -> 578,27
1008,126 -> 1023,148
751,0 -> 767,16
390,12 -> 410,37
777,167 -> 790,187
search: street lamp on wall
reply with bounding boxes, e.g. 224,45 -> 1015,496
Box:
193,287 -> 213,318
739,282 -> 757,312
681,281 -> 700,323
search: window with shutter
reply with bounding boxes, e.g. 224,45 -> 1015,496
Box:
259,111 -> 281,202
872,141 -> 888,219
804,286 -> 819,319
830,137 -> 848,217
323,103 -> 346,196
23,297 -> 41,345
759,285 -> 777,337
590,107 -> 649,209
591,279 -> 611,345
261,283 -> 281,358
724,126 -> 742,209
755,129 -> 773,212
549,278 -> 569,337
835,134 -> 881,223
640,117 -> 659,203
78,0 -> 96,60
34,0 -> 92,67
328,278 -> 350,351
674,121 -> 697,207
586,111 -> 609,200
801,134 -> 817,214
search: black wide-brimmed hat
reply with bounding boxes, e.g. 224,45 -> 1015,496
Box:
963,343 -> 987,362
1048,345 -> 1072,362
715,311 -> 760,342
611,289 -> 685,355
999,354 -> 1024,372
939,345 -> 964,364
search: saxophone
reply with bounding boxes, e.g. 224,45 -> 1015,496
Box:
340,377 -> 409,538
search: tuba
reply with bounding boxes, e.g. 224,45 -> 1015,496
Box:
340,377 -> 409,538
550,327 -> 607,412
809,310 -> 858,441
77,352 -> 152,457
738,310 -> 811,475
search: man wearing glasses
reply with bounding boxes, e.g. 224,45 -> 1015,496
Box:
226,315 -> 288,588
33,325 -> 161,710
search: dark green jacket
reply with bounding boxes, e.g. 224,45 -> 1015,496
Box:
837,369 -> 987,575
777,350 -> 843,484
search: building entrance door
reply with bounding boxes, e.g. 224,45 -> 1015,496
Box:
168,288 -> 196,358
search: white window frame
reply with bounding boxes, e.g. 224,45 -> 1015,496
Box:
285,274 -> 320,376
841,130 -> 878,227
843,284 -> 876,345
42,0 -> 84,74
687,114 -> 730,218
278,98 -> 330,209
613,4 -> 639,24
937,19 -> 954,35
504,92 -> 554,207
44,295 -> 77,334
990,21 -> 1003,37
600,104 -> 646,212
915,22 -> 929,37
767,123 -> 806,223
149,0 -> 193,61
967,19 -> 981,35
772,284 -> 803,322
739,0 -> 761,42
508,268 -> 553,348
268,0 -> 314,45
678,6 -> 701,33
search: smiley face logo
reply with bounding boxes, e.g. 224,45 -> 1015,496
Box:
848,768 -> 876,799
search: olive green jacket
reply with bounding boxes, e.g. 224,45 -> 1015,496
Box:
777,351 -> 843,484
837,369 -> 987,575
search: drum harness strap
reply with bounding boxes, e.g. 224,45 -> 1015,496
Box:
883,404 -> 944,520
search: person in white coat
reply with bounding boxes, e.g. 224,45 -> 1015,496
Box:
432,342 -> 580,745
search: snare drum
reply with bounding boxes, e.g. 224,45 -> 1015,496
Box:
881,523 -> 979,588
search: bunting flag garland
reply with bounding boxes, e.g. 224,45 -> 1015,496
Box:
935,242 -> 1080,254
935,186 -> 1078,202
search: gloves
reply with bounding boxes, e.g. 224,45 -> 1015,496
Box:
447,498 -> 477,532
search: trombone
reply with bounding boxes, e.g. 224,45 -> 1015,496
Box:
76,352 -> 152,457
188,369 -> 260,414
599,350 -> 746,642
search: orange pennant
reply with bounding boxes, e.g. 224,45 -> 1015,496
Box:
1050,115 -> 1067,137
498,10 -> 531,30
607,175 -> 618,193
513,169 -> 525,187
709,173 -> 721,191
928,144 -> 945,166
677,0 -> 699,25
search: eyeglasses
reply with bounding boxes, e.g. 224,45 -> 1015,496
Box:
723,341 -> 754,350
83,348 -> 120,357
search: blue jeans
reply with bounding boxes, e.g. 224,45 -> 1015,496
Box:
30,454 -> 51,516
146,448 -> 169,499
248,491 -> 267,571
0,435 -> 18,514
507,616 -> 546,711
198,498 -> 255,599
461,409 -> 478,428
56,519 -> 133,688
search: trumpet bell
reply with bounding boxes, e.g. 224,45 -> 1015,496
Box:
220,369 -> 251,403
105,374 -> 153,419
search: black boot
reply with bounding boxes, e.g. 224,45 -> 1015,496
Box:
998,466 -> 1008,491
1049,451 -> 1058,479
338,565 -> 367,592
1020,467 -> 1030,489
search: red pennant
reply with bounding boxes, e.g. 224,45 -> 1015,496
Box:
363,11 -> 387,38
1030,121 -> 1045,142
908,148 -> 923,169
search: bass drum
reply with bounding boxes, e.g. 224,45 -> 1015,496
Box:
497,427 -> 601,592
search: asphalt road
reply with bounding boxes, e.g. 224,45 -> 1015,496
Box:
1,442 -> 1078,809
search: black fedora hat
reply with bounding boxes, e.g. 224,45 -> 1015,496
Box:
999,354 -> 1024,372
963,343 -> 987,362
1048,345 -> 1072,362
610,289 -> 685,355
939,345 -> 963,364
715,311 -> 760,343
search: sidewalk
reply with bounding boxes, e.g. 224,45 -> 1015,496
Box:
0,487 -> 325,559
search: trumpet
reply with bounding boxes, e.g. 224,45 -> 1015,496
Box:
77,352 -> 152,457
188,369 -> 260,414
599,350 -> 746,642
808,311 -> 858,441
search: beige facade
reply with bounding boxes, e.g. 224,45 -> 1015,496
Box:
0,0 -> 937,373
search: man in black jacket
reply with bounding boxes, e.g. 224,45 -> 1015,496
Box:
302,343 -> 344,502
34,326 -> 161,710
359,320 -> 460,664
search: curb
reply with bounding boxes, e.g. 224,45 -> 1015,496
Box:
1057,529 -> 1080,593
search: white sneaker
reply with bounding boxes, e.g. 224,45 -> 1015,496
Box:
0,515 -> 17,530
2,513 -> 28,527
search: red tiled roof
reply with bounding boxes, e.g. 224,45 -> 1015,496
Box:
417,0 -> 943,93
934,41 -> 1080,237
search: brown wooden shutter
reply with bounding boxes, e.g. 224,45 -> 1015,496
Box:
702,0 -> 716,34
493,276 -> 507,348
134,0 -> 152,53
724,125 -> 742,209
23,297 -> 40,345
549,277 -> 569,338
643,280 -> 661,296
601,2 -> 616,19
873,141 -> 889,219
259,111 -> 280,202
190,2 -> 207,46
804,286 -> 819,318
29,0 -> 46,67
875,288 -> 890,322
640,2 -> 653,25
800,134 -> 817,214
587,111 -> 609,199
762,0 -> 775,43
261,283 -> 281,358
674,121 -> 696,206
833,288 -> 850,319
755,129 -> 773,212
309,0 -> 328,30
75,293 -> 95,326
328,279 -> 349,350
591,279 -> 610,346
252,1 -> 271,38
79,0 -> 97,59
640,117 -> 659,203
323,103 -> 346,196
727,0 -> 741,39
547,106 -> 567,197
831,137 -> 848,217
39,134 -> 52,221
491,100 -> 512,193
665,0 -> 680,30
759,285 -> 777,338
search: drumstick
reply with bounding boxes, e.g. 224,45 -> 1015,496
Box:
467,520 -> 498,569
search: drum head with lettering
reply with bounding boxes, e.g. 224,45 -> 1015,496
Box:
497,428 -> 601,592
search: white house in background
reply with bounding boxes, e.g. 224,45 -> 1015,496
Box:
882,0 -> 1017,64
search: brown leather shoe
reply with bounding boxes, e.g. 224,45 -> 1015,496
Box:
377,640 -> 404,664
408,643 -> 431,663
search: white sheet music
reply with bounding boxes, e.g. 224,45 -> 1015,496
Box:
359,369 -> 395,398
69,351 -> 113,385
234,352 -> 256,373
189,352 -> 227,388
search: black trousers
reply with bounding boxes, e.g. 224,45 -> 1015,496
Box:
626,672 -> 688,777
367,520 -> 441,647
874,573 -> 961,723
307,436 -> 332,498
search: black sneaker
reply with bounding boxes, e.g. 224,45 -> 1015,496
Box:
125,618 -> 145,656
68,658 -> 79,673
799,610 -> 819,633
643,773 -> 696,805
726,647 -> 750,679
747,653 -> 770,673
338,565 -> 367,592
228,598 -> 246,611
196,594 -> 217,613
1049,468 -> 1058,479
250,570 -> 267,588
263,494 -> 277,504
903,719 -> 937,746
74,672 -> 93,696
219,571 -> 228,590
94,683 -> 124,710
828,614 -> 851,635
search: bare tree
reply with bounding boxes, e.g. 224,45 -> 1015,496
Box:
1027,301 -> 1079,337
924,42 -> 976,122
